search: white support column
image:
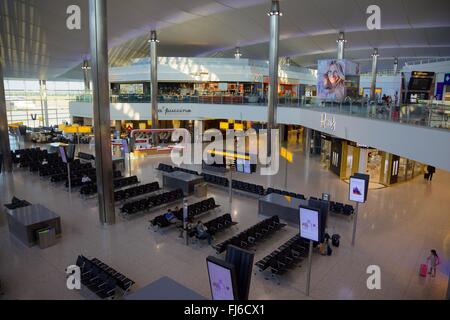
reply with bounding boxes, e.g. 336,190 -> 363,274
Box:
39,80 -> 49,127
89,0 -> 115,224
149,30 -> 159,145
370,48 -> 379,101
336,32 -> 346,60
0,58 -> 12,172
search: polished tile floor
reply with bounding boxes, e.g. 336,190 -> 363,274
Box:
0,143 -> 449,300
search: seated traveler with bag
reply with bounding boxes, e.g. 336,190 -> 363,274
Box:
195,220 -> 212,245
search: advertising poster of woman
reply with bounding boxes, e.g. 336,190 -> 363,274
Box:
318,59 -> 346,101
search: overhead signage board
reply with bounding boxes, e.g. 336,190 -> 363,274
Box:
411,71 -> 435,78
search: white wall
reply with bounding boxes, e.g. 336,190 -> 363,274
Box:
109,57 -> 317,86
70,102 -> 450,171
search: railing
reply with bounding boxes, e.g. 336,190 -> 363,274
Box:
72,93 -> 450,130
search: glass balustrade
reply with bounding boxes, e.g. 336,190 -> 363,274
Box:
72,93 -> 449,131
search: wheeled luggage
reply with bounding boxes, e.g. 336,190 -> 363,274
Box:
419,263 -> 427,277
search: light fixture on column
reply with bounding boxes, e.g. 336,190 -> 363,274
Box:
267,0 -> 282,16
234,47 -> 242,59
336,31 -> 347,59
371,48 -> 379,57
148,30 -> 159,43
81,59 -> 91,70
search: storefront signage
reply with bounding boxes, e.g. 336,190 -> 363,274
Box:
320,113 -> 336,131
158,106 -> 192,115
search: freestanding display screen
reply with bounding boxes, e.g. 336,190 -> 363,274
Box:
349,177 -> 366,203
299,206 -> 320,242
349,173 -> 370,203
206,256 -> 238,300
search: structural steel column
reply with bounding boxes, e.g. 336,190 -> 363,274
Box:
337,32 -> 346,60
39,80 -> 49,127
149,30 -> 159,144
370,48 -> 379,101
0,59 -> 12,172
89,0 -> 115,224
267,0 -> 281,158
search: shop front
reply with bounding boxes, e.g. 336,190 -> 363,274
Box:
326,137 -> 425,188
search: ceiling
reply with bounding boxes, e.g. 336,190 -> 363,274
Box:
1,0 -> 450,79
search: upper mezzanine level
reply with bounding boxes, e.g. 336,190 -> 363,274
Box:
69,99 -> 450,172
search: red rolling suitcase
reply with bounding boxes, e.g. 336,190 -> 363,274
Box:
419,264 -> 427,277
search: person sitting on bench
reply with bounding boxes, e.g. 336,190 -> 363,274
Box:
81,174 -> 92,184
164,209 -> 177,224
195,220 -> 212,245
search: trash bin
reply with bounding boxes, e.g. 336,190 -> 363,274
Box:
194,183 -> 207,198
37,227 -> 57,249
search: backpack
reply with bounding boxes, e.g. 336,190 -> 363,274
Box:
331,234 -> 340,247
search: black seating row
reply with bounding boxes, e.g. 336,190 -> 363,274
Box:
28,153 -> 60,172
78,152 -> 95,161
114,182 -> 160,201
114,175 -> 139,189
203,213 -> 236,236
255,235 -> 309,278
173,167 -> 199,176
232,180 -> 264,196
150,197 -> 219,229
4,196 -> 31,210
330,201 -> 354,216
157,163 -> 174,172
77,172 -> 124,195
156,163 -> 200,176
214,215 -> 286,253
202,173 -> 229,187
39,159 -> 85,177
266,187 -> 306,200
75,255 -> 134,299
121,189 -> 183,216
50,165 -> 94,182
12,148 -> 51,167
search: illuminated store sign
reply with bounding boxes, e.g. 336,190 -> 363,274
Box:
158,106 -> 192,115
320,113 -> 336,131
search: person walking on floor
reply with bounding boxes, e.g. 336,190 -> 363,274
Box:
427,249 -> 440,277
427,165 -> 436,181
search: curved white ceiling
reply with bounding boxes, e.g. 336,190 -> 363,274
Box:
1,0 -> 450,79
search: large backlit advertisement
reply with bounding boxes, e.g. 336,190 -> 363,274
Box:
317,59 -> 360,101
317,59 -> 346,101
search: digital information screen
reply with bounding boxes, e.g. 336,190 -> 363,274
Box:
236,158 -> 244,173
299,207 -> 319,242
349,176 -> 366,203
59,146 -> 67,164
236,158 -> 252,174
207,260 -> 235,300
